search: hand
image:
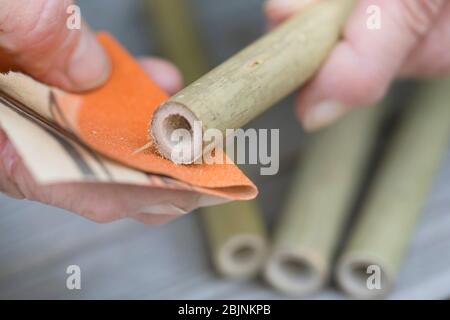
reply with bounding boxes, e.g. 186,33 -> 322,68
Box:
0,0 -> 200,224
265,0 -> 450,130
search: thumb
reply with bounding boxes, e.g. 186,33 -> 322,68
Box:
0,0 -> 110,92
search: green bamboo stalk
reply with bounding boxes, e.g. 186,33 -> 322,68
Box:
143,0 -> 209,83
202,200 -> 268,278
143,0 -> 268,279
264,105 -> 384,295
336,79 -> 450,299
150,0 -> 357,163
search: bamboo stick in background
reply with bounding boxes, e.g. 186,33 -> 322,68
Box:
202,201 -> 268,279
336,79 -> 450,299
264,106 -> 384,295
143,0 -> 209,84
144,0 -> 268,279
150,0 -> 357,163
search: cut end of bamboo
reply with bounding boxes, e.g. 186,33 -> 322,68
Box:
150,101 -> 202,164
264,249 -> 326,295
337,254 -> 394,299
215,234 -> 267,279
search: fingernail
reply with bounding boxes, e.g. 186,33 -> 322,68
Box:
66,28 -> 111,91
139,203 -> 188,215
302,100 -> 348,132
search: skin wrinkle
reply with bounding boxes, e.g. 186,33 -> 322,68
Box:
28,24 -> 79,86
0,0 -> 103,91
396,0 -> 445,39
25,1 -> 75,54
401,2 -> 450,77
0,1 -> 25,35
0,1 -> 52,50
10,1 -> 77,69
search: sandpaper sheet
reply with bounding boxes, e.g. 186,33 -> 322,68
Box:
0,33 -> 257,204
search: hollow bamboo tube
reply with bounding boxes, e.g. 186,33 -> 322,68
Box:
145,0 -> 268,279
201,200 -> 268,279
150,0 -> 356,163
264,106 -> 384,295
336,79 -> 450,299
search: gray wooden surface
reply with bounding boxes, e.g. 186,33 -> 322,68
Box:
1,148 -> 450,300
1,0 -> 450,300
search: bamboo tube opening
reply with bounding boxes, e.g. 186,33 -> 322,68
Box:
149,0 -> 358,163
264,250 -> 325,295
151,101 -> 202,163
217,234 -> 266,279
337,255 -> 393,299
232,245 -> 256,263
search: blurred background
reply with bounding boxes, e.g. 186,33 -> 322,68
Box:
1,0 -> 450,299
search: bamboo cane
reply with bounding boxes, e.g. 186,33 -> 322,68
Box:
336,79 -> 450,299
264,105 -> 384,295
201,200 -> 268,279
150,0 -> 357,163
144,0 -> 268,279
142,0 -> 209,84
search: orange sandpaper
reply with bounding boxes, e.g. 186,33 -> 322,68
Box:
53,33 -> 257,200
0,50 -> 18,72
